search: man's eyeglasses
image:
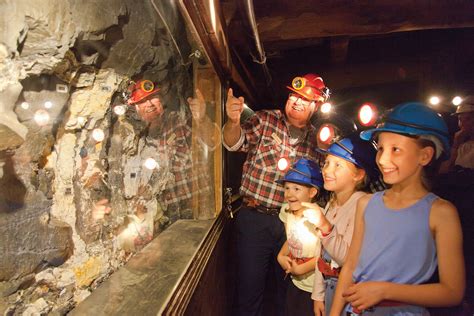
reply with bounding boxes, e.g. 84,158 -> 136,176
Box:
289,94 -> 315,107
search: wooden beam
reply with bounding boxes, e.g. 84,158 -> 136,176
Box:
179,0 -> 260,105
253,2 -> 474,43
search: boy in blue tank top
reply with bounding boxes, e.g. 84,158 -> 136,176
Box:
330,103 -> 465,316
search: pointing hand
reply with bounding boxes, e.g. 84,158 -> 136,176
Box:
187,88 -> 206,121
225,88 -> 244,124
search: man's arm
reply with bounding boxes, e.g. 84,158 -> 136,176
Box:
194,116 -> 221,149
186,89 -> 221,149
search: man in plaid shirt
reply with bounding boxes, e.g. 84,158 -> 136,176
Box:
223,74 -> 330,316
129,79 -> 219,222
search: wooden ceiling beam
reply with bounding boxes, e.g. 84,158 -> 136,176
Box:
253,2 -> 474,43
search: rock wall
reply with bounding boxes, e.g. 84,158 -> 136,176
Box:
0,0 -> 213,314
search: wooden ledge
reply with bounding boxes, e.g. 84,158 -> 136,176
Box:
70,218 -> 219,315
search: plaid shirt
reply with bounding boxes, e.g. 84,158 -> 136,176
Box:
149,111 -> 211,211
226,110 -> 322,209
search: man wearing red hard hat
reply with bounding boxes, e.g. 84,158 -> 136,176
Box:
223,74 -> 330,315
126,79 -> 220,220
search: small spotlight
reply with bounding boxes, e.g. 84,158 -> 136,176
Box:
277,157 -> 289,172
429,96 -> 440,106
318,124 -> 335,144
21,102 -> 30,110
320,102 -> 332,114
92,128 -> 105,142
358,103 -> 378,126
77,117 -> 87,125
144,158 -> 158,170
452,96 -> 462,106
34,110 -> 50,126
44,101 -> 53,109
114,105 -> 126,116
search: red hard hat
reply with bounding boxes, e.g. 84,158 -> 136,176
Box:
127,80 -> 160,105
287,73 -> 330,102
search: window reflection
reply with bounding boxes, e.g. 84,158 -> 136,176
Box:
0,1 -> 222,311
111,74 -> 221,251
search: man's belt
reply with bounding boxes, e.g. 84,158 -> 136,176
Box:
243,197 -> 280,216
317,257 -> 341,278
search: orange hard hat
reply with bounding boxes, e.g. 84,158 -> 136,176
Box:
127,80 -> 160,105
287,73 -> 330,102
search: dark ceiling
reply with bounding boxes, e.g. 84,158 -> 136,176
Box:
221,1 -> 474,111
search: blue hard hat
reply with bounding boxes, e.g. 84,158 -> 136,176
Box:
276,158 -> 323,189
317,133 -> 380,180
360,102 -> 450,160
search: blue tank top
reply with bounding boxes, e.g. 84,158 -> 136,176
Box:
353,191 -> 438,284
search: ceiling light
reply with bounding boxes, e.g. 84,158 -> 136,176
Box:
429,96 -> 440,106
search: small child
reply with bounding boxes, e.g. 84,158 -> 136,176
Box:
276,158 -> 324,316
302,134 -> 381,316
330,102 -> 465,315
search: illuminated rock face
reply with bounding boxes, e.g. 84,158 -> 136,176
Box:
0,1 -> 197,314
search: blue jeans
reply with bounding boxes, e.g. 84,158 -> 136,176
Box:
345,303 -> 429,315
234,206 -> 288,316
324,277 -> 338,313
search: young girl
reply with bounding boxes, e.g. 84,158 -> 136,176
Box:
276,158 -> 324,316
302,134 -> 381,316
330,102 -> 465,315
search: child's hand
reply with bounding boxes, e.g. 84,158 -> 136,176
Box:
313,300 -> 325,316
301,202 -> 324,226
288,260 -> 305,275
302,202 -> 333,234
277,254 -> 292,272
343,281 -> 388,311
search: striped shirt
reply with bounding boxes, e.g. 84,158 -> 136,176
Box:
224,110 -> 322,209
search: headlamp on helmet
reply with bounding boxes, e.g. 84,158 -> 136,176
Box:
140,80 -> 155,93
358,103 -> 379,127
318,123 -> 336,144
292,77 -> 306,90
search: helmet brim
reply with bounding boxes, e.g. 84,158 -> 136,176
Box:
127,88 -> 161,105
316,142 -> 381,180
286,86 -> 324,102
360,126 -> 449,161
276,178 -> 322,189
315,147 -> 364,169
359,125 -> 427,141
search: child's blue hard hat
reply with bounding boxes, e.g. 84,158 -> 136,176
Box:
317,133 -> 381,180
360,102 -> 450,160
276,158 -> 323,189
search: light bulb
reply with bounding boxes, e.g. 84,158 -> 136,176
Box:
92,128 -> 105,142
